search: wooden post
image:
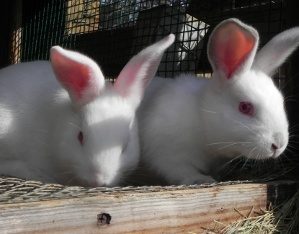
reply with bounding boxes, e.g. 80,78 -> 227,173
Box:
0,181 -> 297,233
10,0 -> 23,64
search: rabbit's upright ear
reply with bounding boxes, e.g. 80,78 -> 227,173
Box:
253,27 -> 299,76
208,18 -> 259,80
50,46 -> 105,106
114,34 -> 175,108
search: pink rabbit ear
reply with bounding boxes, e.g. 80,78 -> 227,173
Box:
208,18 -> 259,79
114,34 -> 175,108
50,46 -> 105,106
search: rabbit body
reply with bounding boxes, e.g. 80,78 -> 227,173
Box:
139,75 -> 215,184
0,62 -> 59,182
0,34 -> 175,186
139,71 -> 287,184
138,19 -> 299,185
0,61 -> 138,186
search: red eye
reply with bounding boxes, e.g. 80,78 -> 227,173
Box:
239,102 -> 254,116
78,131 -> 84,145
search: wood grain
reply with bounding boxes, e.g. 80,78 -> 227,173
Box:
0,182 -> 297,234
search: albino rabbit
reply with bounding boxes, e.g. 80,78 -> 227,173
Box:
138,18 -> 299,185
0,34 -> 175,186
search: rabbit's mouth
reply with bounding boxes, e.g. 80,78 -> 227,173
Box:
88,169 -> 119,187
270,145 -> 287,159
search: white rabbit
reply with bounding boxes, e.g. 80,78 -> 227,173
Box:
138,18 -> 299,185
0,34 -> 175,187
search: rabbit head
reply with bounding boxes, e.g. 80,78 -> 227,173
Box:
203,18 -> 299,160
50,34 -> 175,186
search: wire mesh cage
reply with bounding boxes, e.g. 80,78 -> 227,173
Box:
1,0 -> 299,182
8,0 -> 288,80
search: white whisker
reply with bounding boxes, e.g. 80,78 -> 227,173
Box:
200,108 -> 217,114
207,141 -> 251,146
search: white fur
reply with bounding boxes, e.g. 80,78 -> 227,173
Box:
0,34 -> 174,186
138,18 -> 298,185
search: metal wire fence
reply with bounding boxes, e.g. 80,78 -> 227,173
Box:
9,0 -> 286,81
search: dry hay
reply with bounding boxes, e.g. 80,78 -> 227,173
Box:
202,189 -> 299,234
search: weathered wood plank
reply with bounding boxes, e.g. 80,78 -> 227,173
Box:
0,182 -> 297,234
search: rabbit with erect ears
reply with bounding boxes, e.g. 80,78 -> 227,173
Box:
138,18 -> 299,185
0,34 -> 175,186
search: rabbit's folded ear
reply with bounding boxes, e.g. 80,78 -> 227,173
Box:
208,18 -> 259,80
50,46 -> 105,106
253,27 -> 299,76
114,34 -> 175,108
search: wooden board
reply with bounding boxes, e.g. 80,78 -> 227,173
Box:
0,181 -> 297,234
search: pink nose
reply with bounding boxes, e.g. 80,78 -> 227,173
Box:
271,143 -> 278,151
